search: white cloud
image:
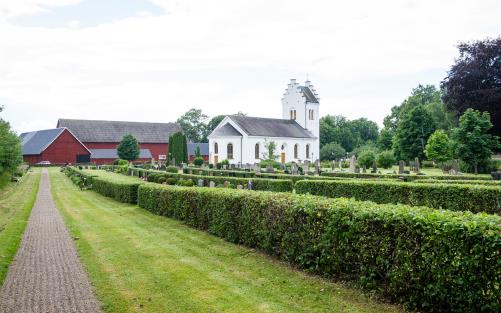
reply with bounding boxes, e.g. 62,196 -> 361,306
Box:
0,0 -> 500,133
0,0 -> 82,19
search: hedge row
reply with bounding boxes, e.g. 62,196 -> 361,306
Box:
320,171 -> 492,181
128,167 -> 294,192
91,177 -> 142,204
414,179 -> 501,186
137,183 -> 501,312
296,179 -> 501,214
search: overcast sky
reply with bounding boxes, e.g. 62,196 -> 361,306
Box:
1,0 -> 500,134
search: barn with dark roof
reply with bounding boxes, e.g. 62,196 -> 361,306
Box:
21,119 -> 182,165
20,128 -> 91,165
56,119 -> 181,164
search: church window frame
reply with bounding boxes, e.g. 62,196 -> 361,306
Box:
227,143 -> 234,159
214,142 -> 218,154
306,144 -> 310,158
255,143 -> 260,159
294,144 -> 299,159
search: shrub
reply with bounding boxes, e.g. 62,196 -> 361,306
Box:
377,150 -> 396,169
177,179 -> 194,187
166,166 -> 179,173
137,183 -> 501,312
116,159 -> 129,166
357,150 -> 376,169
166,177 -> 178,185
217,159 -> 230,169
157,177 -> 166,184
295,179 -> 501,214
193,157 -> 204,167
259,159 -> 281,169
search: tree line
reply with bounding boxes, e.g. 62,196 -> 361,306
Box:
319,37 -> 501,173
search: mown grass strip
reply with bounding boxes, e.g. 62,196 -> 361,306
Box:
50,168 -> 404,313
0,169 -> 40,285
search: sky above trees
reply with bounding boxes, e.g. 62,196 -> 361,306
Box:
1,0 -> 501,133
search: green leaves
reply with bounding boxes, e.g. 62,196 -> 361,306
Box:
137,182 -> 501,312
117,134 -> 140,161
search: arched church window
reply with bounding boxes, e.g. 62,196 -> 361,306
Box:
227,143 -> 233,159
306,144 -> 310,158
214,142 -> 218,154
294,144 -> 298,159
255,143 -> 260,159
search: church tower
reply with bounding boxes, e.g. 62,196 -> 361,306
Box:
281,78 -> 320,139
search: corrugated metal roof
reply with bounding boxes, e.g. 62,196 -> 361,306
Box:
20,128 -> 65,155
57,118 -> 181,143
188,143 -> 209,156
228,115 -> 315,138
299,86 -> 319,103
90,149 -> 152,159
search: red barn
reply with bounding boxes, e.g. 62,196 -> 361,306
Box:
56,118 -> 181,165
21,128 -> 91,165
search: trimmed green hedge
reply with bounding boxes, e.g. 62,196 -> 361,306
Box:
129,168 -> 294,192
320,171 -> 492,181
137,183 -> 501,312
295,180 -> 501,214
91,177 -> 142,204
414,179 -> 501,186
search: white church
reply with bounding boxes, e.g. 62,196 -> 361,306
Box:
208,79 -> 320,165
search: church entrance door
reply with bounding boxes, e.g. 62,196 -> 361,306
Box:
280,152 -> 285,164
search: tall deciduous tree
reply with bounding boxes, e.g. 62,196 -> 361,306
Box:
168,131 -> 188,165
453,109 -> 500,174
393,105 -> 435,161
117,134 -> 140,162
0,114 -> 22,174
320,143 -> 346,161
425,130 -> 452,165
441,37 -> 501,138
176,108 -> 208,143
320,115 -> 378,152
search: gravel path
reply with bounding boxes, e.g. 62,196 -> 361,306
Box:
0,169 -> 101,313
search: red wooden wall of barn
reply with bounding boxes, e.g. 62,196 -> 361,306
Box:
84,142 -> 168,161
23,129 -> 90,165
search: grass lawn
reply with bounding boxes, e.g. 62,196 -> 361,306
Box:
50,168 -> 404,313
80,169 -> 144,183
0,169 -> 40,285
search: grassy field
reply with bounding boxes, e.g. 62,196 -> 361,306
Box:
80,168 -> 143,183
50,168 -> 404,313
0,169 -> 40,285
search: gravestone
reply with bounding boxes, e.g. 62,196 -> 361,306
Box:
247,180 -> 253,190
349,156 -> 356,172
280,163 -> 286,170
414,157 -> 420,173
354,166 -> 360,173
314,159 -> 321,175
331,160 -> 336,171
266,164 -> 275,173
450,159 -> 458,175
223,181 -> 229,188
209,172 -> 214,176
398,160 -> 405,174
371,160 -> 377,173
237,184 -> 243,190
362,166 -> 367,173
291,162 -> 298,175
197,179 -> 204,187
254,163 -> 261,174
222,165 -> 227,170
